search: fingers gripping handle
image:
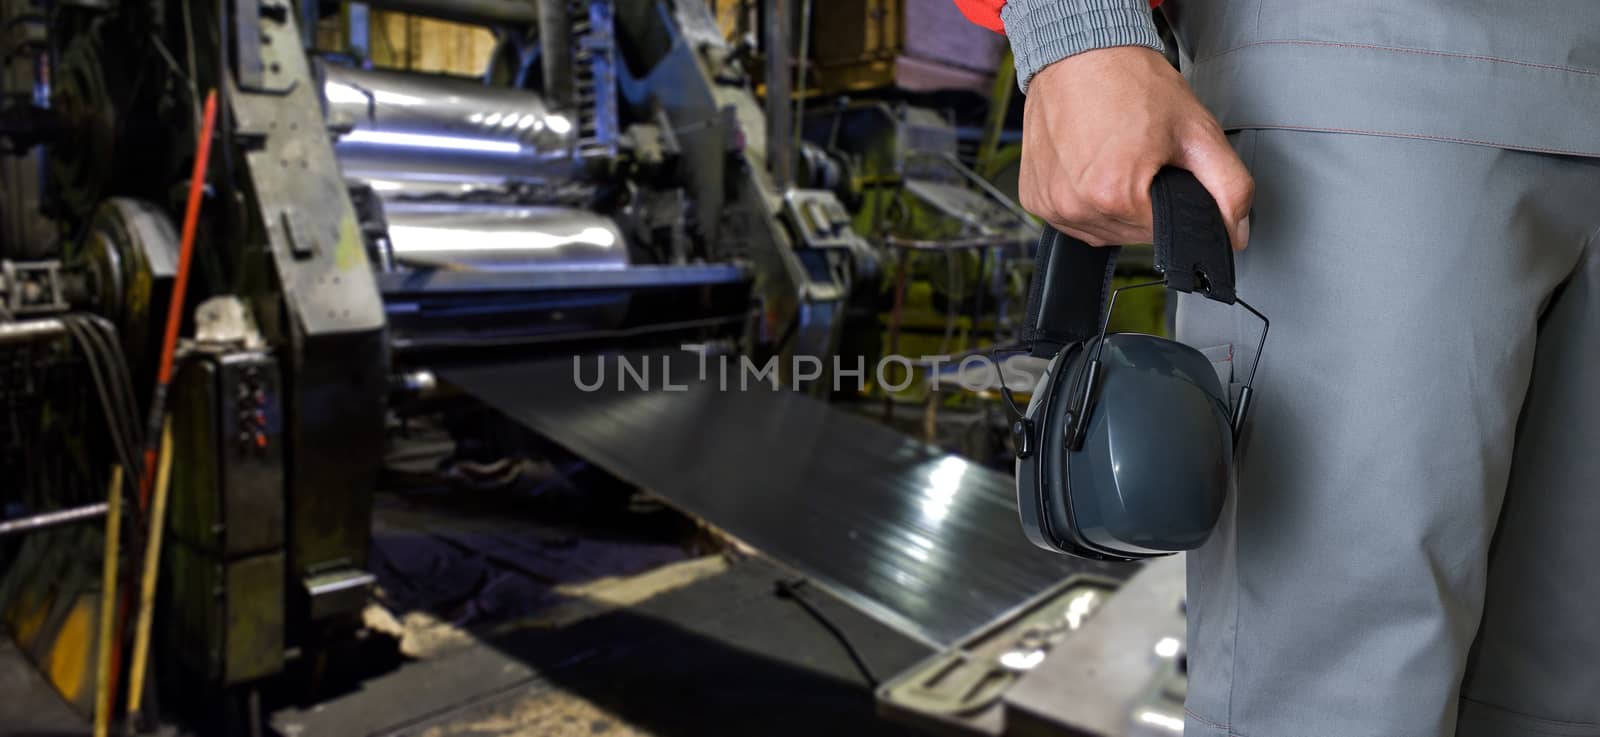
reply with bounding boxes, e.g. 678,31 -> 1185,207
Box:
1022,167 -> 1237,358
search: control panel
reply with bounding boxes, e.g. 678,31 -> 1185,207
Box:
171,349 -> 284,555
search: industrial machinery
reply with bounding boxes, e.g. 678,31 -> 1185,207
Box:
794,98 -> 1044,461
0,0 -> 870,721
802,100 -> 1037,324
335,1 -> 873,365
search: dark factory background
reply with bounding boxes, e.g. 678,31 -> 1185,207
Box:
0,2 -> 1183,736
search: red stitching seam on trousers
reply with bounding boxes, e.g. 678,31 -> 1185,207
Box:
1225,123 -> 1600,158
1184,708 -> 1234,732
1201,39 -> 1600,78
1184,708 -> 1273,737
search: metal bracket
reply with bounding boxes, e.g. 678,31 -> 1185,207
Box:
0,260 -> 69,315
234,0 -> 265,90
235,0 -> 298,95
279,210 -> 317,260
304,567 -> 376,621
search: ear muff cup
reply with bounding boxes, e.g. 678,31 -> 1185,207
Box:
1016,334 -> 1233,559
1016,343 -> 1135,561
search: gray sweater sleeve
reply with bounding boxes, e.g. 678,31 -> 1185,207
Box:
1002,0 -> 1163,93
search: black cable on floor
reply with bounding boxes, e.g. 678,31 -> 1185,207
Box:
774,577 -> 881,688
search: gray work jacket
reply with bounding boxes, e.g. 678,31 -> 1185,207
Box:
1004,0 -> 1600,157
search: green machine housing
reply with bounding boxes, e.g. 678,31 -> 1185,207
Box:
166,349 -> 286,686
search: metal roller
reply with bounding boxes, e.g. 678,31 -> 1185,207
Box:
322,64 -> 576,189
381,202 -> 629,272
358,0 -> 539,28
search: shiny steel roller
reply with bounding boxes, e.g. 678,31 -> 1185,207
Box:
380,202 -> 629,272
319,63 -> 630,273
321,63 -> 577,190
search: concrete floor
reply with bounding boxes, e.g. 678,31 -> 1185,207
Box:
0,637 -> 90,736
2,543 -> 930,737
271,555 -> 932,737
260,481 -> 934,737
2,429 -> 937,737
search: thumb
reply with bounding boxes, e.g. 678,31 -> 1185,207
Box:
1175,127 -> 1255,250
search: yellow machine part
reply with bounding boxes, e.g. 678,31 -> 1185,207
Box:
48,596 -> 96,705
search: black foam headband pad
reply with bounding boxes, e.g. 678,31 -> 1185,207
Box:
1023,167 -> 1236,358
1022,229 -> 1119,358
1151,166 -> 1237,303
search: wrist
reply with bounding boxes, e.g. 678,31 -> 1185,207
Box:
1002,0 -> 1163,93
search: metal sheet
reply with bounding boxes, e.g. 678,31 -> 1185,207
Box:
381,202 -> 629,272
442,352 -> 1135,647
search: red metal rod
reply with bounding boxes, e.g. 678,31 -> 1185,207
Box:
136,89 -> 218,511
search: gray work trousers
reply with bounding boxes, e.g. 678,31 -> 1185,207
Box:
1176,129 -> 1600,737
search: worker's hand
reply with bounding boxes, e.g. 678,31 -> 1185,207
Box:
1019,46 -> 1253,250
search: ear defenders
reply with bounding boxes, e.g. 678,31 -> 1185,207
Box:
1011,168 -> 1268,561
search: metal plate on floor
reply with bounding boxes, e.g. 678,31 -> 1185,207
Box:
442,351 -> 1136,648
1004,555 -> 1188,737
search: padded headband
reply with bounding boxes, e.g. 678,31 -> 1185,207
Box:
1022,167 -> 1237,358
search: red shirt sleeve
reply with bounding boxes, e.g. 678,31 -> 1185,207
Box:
953,0 -> 1007,31
954,0 -> 1163,34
